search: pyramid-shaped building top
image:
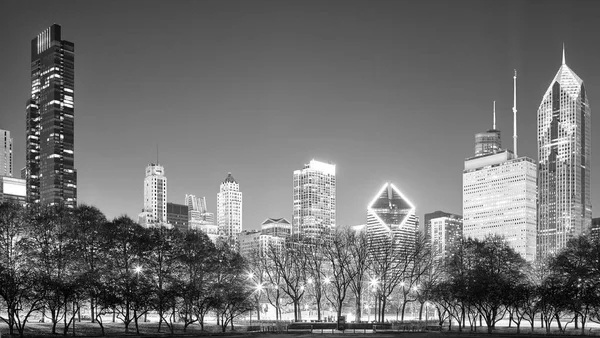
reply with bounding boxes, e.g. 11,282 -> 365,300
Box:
368,183 -> 415,229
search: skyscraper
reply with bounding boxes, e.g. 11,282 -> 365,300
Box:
139,163 -> 167,227
0,129 -> 13,177
537,48 -> 591,259
463,72 -> 537,262
26,24 -> 76,207
293,159 -> 336,239
424,211 -> 463,260
217,173 -> 242,242
167,202 -> 188,231
366,182 -> 419,253
428,214 -> 463,262
186,194 -> 218,241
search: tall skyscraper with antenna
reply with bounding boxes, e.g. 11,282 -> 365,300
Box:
138,163 -> 167,227
537,47 -> 591,259
463,71 -> 537,261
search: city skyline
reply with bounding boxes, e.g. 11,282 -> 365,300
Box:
2,1 -> 600,231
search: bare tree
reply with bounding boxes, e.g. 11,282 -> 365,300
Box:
0,203 -> 45,337
302,239 -> 326,321
322,229 -> 356,327
345,230 -> 371,323
266,241 -> 306,321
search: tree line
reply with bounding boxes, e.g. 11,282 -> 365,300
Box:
429,234 -> 600,335
3,200 -> 600,336
0,202 -> 253,337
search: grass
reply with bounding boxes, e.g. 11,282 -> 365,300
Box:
1,320 -> 600,338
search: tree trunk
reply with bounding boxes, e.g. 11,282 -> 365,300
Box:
355,296 -> 361,322
91,298 -> 95,323
401,301 -> 407,322
419,302 -> 424,321
555,313 -> 562,333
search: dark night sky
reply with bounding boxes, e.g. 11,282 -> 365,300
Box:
1,0 -> 599,231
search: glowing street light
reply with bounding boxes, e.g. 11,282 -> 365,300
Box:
134,265 -> 143,275
255,283 -> 264,292
324,277 -> 331,284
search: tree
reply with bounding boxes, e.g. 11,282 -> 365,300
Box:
447,236 -> 528,333
176,230 -> 218,331
146,226 -> 184,333
72,205 -> 108,325
28,204 -> 83,335
0,202 -> 45,337
345,230 -> 371,323
106,216 -> 151,334
266,241 -> 306,321
213,246 -> 253,332
322,229 -> 355,328
550,236 -> 599,334
302,240 -> 326,321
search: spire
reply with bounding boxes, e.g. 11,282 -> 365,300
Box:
562,43 -> 566,65
493,101 -> 496,130
513,69 -> 518,157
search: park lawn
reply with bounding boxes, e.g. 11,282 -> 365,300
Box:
1,322 -> 600,338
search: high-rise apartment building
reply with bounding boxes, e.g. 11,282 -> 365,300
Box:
0,130 -> 13,177
427,213 -> 463,261
139,163 -> 167,227
217,173 -> 242,242
26,24 -> 76,207
293,159 -> 336,239
537,48 -> 591,259
424,211 -> 460,241
366,182 -> 419,255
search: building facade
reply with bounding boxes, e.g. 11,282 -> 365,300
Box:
591,217 -> 600,241
428,214 -> 463,261
186,194 -> 219,242
463,151 -> 537,261
139,163 -> 167,227
537,50 -> 592,259
293,159 -> 336,239
475,129 -> 501,157
0,177 -> 26,205
217,173 -> 242,242
366,182 -> 419,255
26,24 -> 77,207
238,218 -> 291,258
167,202 -> 188,231
261,217 -> 292,238
0,130 -> 13,177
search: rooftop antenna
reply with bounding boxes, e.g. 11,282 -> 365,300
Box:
562,43 -> 566,65
156,144 -> 159,165
513,69 -> 518,158
493,101 -> 496,130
